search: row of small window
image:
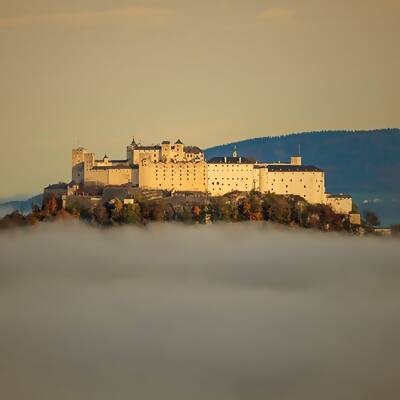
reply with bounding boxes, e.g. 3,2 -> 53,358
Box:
212,182 -> 249,187
158,183 -> 203,187
155,166 -> 205,170
155,171 -> 206,175
156,174 -> 198,177
210,164 -> 249,168
209,169 -> 249,172
210,177 -> 249,181
271,184 -> 309,189
272,178 -> 323,183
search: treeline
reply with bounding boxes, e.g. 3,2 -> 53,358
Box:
0,191 -> 362,233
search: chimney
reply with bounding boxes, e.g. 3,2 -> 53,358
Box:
291,156 -> 302,166
224,156 -> 227,163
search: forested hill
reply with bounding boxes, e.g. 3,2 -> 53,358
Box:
205,129 -> 400,193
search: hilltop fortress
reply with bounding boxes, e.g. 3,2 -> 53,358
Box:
67,137 -> 353,215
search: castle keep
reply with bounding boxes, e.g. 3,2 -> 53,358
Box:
69,137 -> 352,214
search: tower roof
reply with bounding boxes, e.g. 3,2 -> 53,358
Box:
175,139 -> 183,144
232,145 -> 238,157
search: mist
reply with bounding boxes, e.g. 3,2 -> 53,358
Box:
1,222 -> 400,400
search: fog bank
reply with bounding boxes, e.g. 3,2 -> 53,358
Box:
1,222 -> 400,400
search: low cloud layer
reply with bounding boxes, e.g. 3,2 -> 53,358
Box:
1,222 -> 400,399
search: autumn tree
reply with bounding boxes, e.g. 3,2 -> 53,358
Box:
192,205 -> 202,223
110,198 -> 124,223
263,195 -> 291,224
211,198 -> 233,222
43,194 -> 58,216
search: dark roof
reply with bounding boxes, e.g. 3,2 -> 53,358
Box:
92,166 -> 132,170
184,146 -> 203,154
327,193 -> 352,199
76,186 -> 104,196
136,145 -> 161,150
95,159 -> 128,164
45,182 -> 68,190
94,160 -> 128,165
267,165 -> 323,172
175,139 -> 183,144
207,156 -> 256,164
162,141 -> 170,144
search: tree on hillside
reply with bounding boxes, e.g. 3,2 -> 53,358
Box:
121,204 -> 141,224
110,198 -> 124,223
0,211 -> 28,229
363,210 -> 381,227
43,194 -> 58,216
263,195 -> 291,224
93,204 -> 110,225
211,198 -> 233,222
149,201 -> 166,222
192,205 -> 202,223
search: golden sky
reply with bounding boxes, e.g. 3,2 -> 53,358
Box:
0,0 -> 399,197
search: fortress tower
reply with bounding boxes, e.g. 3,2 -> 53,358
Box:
72,148 -> 95,184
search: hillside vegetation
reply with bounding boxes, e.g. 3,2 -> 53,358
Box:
0,191 -> 376,236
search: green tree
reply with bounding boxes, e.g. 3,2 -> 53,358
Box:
121,204 -> 141,224
94,204 -> 110,225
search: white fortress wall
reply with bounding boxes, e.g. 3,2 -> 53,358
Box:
139,159 -> 207,192
326,195 -> 353,214
207,159 -> 259,196
260,166 -> 326,204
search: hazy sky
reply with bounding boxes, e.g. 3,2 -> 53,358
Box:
0,0 -> 399,197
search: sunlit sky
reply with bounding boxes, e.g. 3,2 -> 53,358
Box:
0,0 -> 399,197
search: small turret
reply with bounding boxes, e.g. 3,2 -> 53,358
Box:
232,145 -> 238,158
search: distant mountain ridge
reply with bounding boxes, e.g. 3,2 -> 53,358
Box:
205,129 -> 400,193
0,194 -> 42,217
